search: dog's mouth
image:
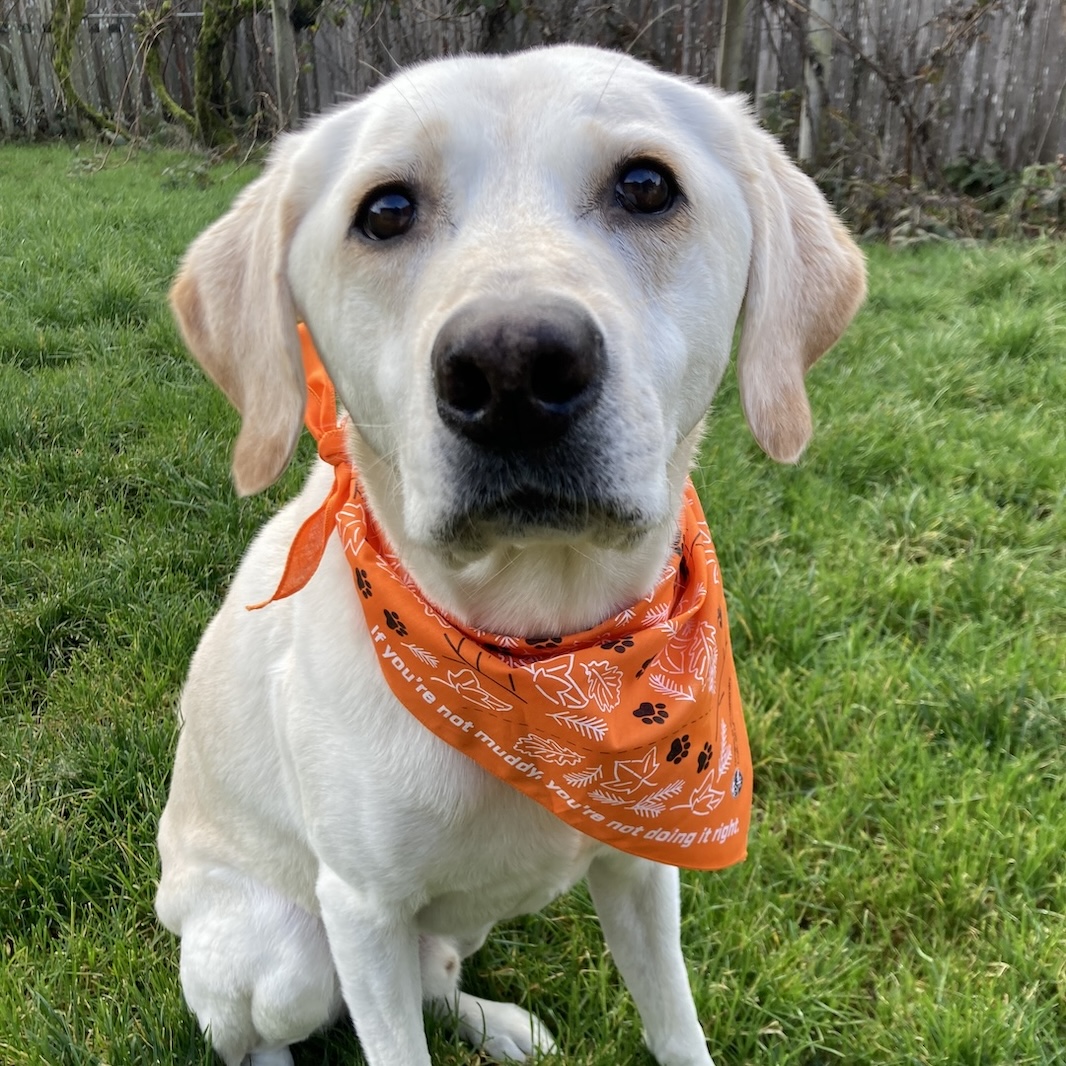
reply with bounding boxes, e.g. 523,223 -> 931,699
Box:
433,487 -> 654,552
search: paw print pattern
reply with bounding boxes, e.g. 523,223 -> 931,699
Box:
635,656 -> 655,679
633,701 -> 668,725
527,634 -> 563,650
355,568 -> 373,599
601,636 -> 635,654
696,742 -> 713,774
731,769 -> 744,798
667,735 -> 691,764
383,609 -> 408,637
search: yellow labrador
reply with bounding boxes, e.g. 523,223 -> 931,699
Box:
156,44 -> 864,1066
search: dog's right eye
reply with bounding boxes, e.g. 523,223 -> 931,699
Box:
615,161 -> 677,215
355,187 -> 417,241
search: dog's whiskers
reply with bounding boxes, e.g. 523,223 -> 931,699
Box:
371,43 -> 434,140
593,6 -> 680,115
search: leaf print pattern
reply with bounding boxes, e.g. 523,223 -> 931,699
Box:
513,735 -> 583,766
678,775 -> 726,816
582,660 -> 623,713
630,780 -> 685,817
648,674 -> 696,702
564,766 -> 603,789
336,504 -> 367,558
547,711 -> 608,741
659,620 -> 718,688
434,668 -> 513,712
406,644 -> 439,667
644,603 -> 672,627
598,750 -> 661,796
718,720 -> 733,778
530,655 -> 591,710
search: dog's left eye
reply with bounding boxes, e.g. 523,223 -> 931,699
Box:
356,186 -> 417,240
615,162 -> 677,215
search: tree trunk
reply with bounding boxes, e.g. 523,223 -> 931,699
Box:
717,0 -> 749,91
798,0 -> 834,165
271,0 -> 298,131
194,0 -> 248,146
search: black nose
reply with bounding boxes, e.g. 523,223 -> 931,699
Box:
432,296 -> 606,451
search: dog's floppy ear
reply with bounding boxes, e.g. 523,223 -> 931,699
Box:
733,115 -> 866,463
170,137 -> 308,496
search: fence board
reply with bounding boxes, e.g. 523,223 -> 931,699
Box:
27,0 -> 57,123
9,12 -> 35,133
0,30 -> 14,133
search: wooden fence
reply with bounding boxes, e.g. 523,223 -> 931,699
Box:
1,0 -> 1064,176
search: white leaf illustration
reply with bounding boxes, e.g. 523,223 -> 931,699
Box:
629,779 -> 684,817
658,620 -> 717,687
675,776 -> 725,816
434,668 -> 513,712
564,765 -> 603,788
648,674 -> 696,702
598,750 -> 660,795
588,788 -> 628,806
717,720 -> 732,778
405,644 -> 439,667
582,660 -> 623,713
548,711 -> 608,741
530,655 -> 590,710
513,734 -> 583,766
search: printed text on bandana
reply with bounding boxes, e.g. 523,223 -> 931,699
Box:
371,623 -> 744,850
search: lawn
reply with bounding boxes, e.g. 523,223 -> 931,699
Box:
0,143 -> 1063,1066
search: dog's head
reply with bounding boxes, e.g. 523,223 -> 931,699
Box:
172,45 -> 863,613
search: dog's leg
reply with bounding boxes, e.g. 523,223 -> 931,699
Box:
316,865 -> 433,1065
173,872 -> 341,1066
587,853 -> 715,1066
450,993 -> 558,1062
422,931 -> 558,1062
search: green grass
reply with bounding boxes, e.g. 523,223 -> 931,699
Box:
1,144 -> 1064,1066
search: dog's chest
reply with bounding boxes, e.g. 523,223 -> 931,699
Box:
273,533 -> 607,921
415,845 -> 591,938
287,669 -> 600,915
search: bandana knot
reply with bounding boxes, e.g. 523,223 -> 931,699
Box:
254,325 -> 753,870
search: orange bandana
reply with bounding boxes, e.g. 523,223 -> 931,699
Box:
253,326 -> 752,870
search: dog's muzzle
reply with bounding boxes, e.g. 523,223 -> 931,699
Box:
428,295 -> 652,547
432,295 -> 606,452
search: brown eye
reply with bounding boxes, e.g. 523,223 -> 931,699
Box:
615,163 -> 676,214
357,187 -> 416,240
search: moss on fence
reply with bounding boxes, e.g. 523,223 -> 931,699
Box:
193,0 -> 257,147
51,0 -> 122,136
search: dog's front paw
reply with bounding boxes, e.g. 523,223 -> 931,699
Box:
246,1049 -> 295,1066
456,993 -> 557,1062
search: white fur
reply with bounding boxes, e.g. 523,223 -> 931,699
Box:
158,45 -> 864,1066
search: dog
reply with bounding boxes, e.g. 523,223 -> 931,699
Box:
156,44 -> 865,1066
